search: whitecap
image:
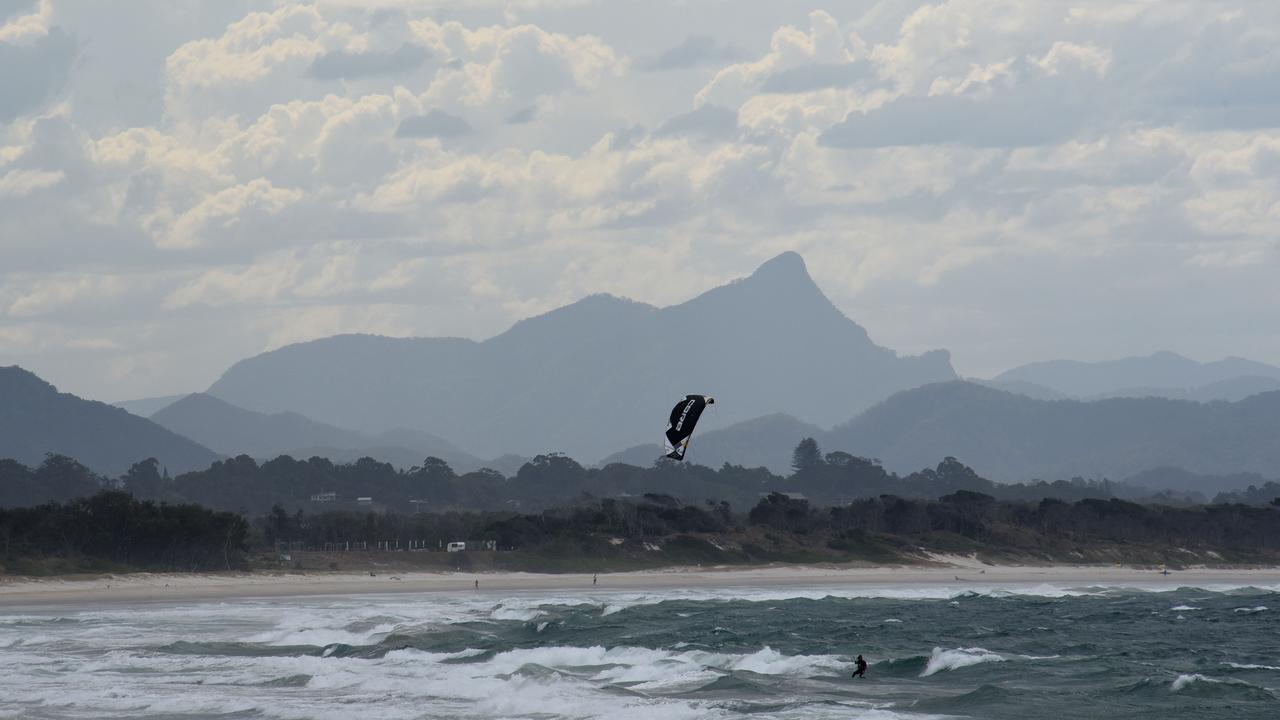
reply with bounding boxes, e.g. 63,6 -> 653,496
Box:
920,647 -> 1005,677
1171,673 -> 1221,691
1224,662 -> 1280,671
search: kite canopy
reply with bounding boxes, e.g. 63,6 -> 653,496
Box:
664,395 -> 713,461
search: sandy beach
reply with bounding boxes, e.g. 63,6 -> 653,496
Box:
4,558 -> 1280,608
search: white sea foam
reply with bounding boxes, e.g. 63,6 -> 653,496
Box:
1224,662 -> 1280,671
1233,606 -> 1268,613
1171,605 -> 1200,611
920,647 -> 1006,677
1172,673 -> 1221,691
3,583 -> 1277,720
491,604 -> 545,622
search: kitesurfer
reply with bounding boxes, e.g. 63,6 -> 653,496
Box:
852,654 -> 868,678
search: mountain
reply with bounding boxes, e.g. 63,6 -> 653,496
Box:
993,351 -> 1280,400
150,393 -> 484,471
206,252 -> 955,460
0,366 -> 220,477
1086,376 -> 1280,403
112,394 -> 188,417
602,381 -> 1280,486
823,381 -> 1280,482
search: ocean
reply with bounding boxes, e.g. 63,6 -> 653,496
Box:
1,581 -> 1277,719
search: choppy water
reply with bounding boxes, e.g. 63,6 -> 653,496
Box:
2,582 -> 1279,719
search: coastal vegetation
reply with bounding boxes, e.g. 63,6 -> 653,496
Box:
0,443 -> 1217,518
3,444 -> 1280,574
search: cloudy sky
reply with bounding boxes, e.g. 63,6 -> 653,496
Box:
3,0 -> 1279,401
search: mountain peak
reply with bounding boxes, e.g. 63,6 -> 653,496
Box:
0,365 -> 57,397
748,251 -> 812,286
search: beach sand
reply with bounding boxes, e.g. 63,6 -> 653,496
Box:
4,557 -> 1280,608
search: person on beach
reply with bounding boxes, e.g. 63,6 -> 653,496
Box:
852,655 -> 868,678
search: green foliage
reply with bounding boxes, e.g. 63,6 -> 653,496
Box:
0,490 -> 249,572
791,438 -> 824,474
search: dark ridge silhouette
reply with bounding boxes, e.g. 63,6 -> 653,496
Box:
0,366 -> 219,477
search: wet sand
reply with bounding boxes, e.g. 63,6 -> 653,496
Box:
3,557 -> 1279,608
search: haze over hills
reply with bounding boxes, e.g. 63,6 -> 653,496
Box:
207,252 -> 956,460
0,366 -> 220,477
112,394 -> 188,417
604,381 -> 1280,488
991,351 -> 1280,401
150,394 -> 486,472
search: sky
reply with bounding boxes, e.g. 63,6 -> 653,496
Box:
2,0 -> 1279,402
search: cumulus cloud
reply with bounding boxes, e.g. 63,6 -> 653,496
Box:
0,167 -> 63,197
654,105 -> 738,141
639,34 -> 743,71
6,0 -> 1280,400
396,109 -> 471,138
695,10 -> 864,109
306,43 -> 431,80
0,12 -> 76,123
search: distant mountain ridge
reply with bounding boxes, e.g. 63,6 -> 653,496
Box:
603,381 -> 1280,487
992,351 -> 1280,400
150,393 -> 485,472
207,252 -> 956,460
0,366 -> 220,477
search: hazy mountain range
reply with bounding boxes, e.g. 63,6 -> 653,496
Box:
616,381 -> 1280,485
204,252 -> 955,460
986,351 -> 1280,402
8,251 -> 1280,499
150,394 -> 488,473
0,366 -> 219,477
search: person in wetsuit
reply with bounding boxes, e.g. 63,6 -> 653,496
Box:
852,655 -> 868,678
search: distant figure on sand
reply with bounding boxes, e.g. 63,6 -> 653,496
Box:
474,579 -> 479,589
593,574 -> 597,586
852,655 -> 868,678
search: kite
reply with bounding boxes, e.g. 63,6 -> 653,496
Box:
664,395 -> 714,461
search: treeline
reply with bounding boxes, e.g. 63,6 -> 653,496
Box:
258,490 -> 1280,565
0,490 -> 249,573
0,439 -> 1258,517
6,487 -> 1280,573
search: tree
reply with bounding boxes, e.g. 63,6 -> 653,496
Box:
791,438 -> 824,474
123,458 -> 166,500
36,454 -> 101,503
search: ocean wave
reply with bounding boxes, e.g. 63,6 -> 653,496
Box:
1224,662 -> 1280,671
920,647 -> 1006,677
1169,673 -> 1274,699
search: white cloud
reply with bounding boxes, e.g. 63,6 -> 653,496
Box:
6,274 -> 127,318
7,0 -> 1280,399
0,0 -> 51,44
0,167 -> 62,196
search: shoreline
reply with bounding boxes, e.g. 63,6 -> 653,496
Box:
4,558 -> 1280,608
